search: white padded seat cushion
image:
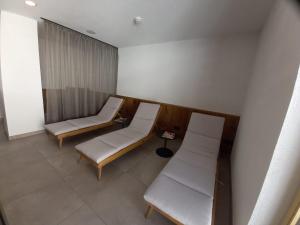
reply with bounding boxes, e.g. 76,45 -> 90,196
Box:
144,175 -> 213,225
143,112 -> 225,225
76,130 -> 138,163
76,130 -> 142,163
76,102 -> 160,163
181,133 -> 221,159
187,113 -> 225,139
44,121 -> 77,135
97,97 -> 124,121
133,103 -> 160,120
83,116 -> 108,124
175,149 -> 217,170
67,115 -> 110,129
180,113 -> 225,160
128,103 -> 160,135
45,97 -> 123,135
162,158 -> 216,197
129,118 -> 155,135
96,132 -> 139,149
114,128 -> 145,140
75,138 -> 116,163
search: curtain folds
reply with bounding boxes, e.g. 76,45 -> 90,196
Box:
38,20 -> 118,123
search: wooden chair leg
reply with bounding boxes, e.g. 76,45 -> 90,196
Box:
145,205 -> 154,218
78,155 -> 84,164
97,166 -> 103,181
58,138 -> 63,149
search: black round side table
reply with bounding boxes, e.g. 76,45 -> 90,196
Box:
156,131 -> 175,158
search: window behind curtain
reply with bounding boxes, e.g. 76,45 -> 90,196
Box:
38,20 -> 118,123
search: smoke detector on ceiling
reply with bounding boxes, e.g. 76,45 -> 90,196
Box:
133,16 -> 143,25
25,0 -> 37,7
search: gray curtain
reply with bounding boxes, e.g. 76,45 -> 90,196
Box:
38,20 -> 118,124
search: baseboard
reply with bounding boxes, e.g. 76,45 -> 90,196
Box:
8,129 -> 45,141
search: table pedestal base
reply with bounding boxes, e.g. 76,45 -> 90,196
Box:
156,147 -> 174,158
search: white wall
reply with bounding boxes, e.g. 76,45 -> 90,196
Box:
0,15 -> 4,120
0,65 -> 5,120
0,42 -> 2,119
231,1 -> 300,225
0,11 -> 45,137
0,15 -> 9,135
117,36 -> 258,115
248,65 -> 300,225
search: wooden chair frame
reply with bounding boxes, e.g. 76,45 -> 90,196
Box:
77,105 -> 162,180
282,189 -> 300,225
145,203 -> 184,225
47,98 -> 124,148
288,204 -> 300,225
144,159 -> 219,225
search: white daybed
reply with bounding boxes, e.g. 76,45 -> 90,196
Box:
144,112 -> 225,225
44,96 -> 124,148
76,102 -> 161,180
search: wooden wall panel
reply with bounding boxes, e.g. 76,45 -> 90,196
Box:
116,95 -> 240,156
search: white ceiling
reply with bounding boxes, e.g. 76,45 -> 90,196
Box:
0,0 -> 275,47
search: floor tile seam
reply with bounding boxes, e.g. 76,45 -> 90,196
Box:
0,155 -> 68,208
63,178 -> 110,225
0,178 -> 68,209
54,204 -> 88,225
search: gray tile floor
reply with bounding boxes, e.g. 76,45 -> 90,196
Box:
0,125 -> 181,225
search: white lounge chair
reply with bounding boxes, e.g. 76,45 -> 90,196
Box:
76,102 -> 161,180
44,96 -> 124,148
144,112 -> 225,225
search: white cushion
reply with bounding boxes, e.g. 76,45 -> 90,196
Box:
85,116 -> 108,124
162,158 -> 216,197
97,97 -> 123,121
68,116 -> 110,129
67,117 -> 98,129
187,113 -> 225,139
76,102 -> 160,164
44,121 -> 77,135
144,175 -> 213,225
76,138 -> 116,163
144,112 -> 225,225
96,132 -> 138,149
174,148 -> 217,169
128,103 -> 160,135
114,128 -> 145,140
128,118 -> 155,135
45,97 -> 123,135
134,102 -> 161,120
76,131 -> 139,163
181,132 -> 221,159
